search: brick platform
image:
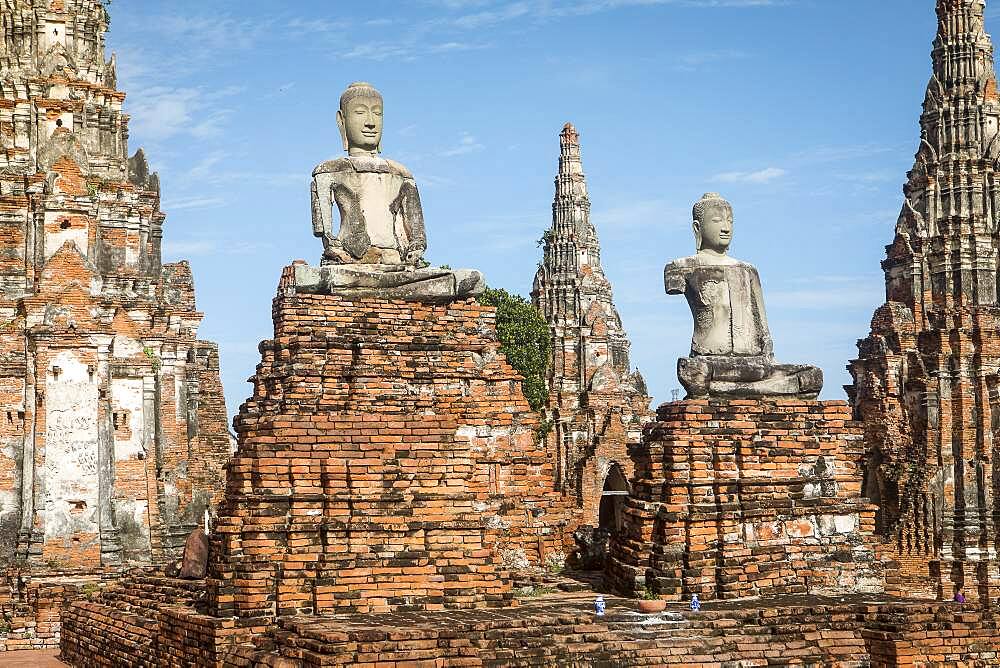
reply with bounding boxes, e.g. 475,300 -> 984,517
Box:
0,568 -> 115,652
201,264 -> 576,623
57,580 -> 1000,667
607,399 -> 885,600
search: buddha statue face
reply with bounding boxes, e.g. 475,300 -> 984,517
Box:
692,193 -> 733,255
337,82 -> 383,156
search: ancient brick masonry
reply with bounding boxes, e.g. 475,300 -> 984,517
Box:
607,400 -> 886,600
849,0 -> 1000,602
532,123 -> 651,544
205,263 -> 574,620
0,0 -> 230,570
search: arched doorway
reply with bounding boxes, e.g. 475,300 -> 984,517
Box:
598,463 -> 629,533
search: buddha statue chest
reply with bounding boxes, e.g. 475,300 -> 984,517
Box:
666,258 -> 768,358
336,168 -> 412,251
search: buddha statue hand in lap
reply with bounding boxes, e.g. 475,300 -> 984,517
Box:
663,193 -> 823,400
301,82 -> 484,301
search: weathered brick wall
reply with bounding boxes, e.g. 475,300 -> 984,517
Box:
607,399 -> 885,600
206,265 -> 575,622
0,567 -> 113,652
0,0 -> 232,581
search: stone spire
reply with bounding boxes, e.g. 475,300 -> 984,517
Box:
532,123 -> 649,536
849,0 -> 1000,601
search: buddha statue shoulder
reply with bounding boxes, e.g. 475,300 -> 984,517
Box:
664,193 -> 822,399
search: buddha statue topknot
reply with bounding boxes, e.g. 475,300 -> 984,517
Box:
664,193 -> 823,399
299,82 -> 484,300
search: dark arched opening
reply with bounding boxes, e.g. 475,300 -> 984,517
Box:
598,463 -> 629,533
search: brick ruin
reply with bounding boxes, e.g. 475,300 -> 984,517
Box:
44,0 -> 1000,666
606,400 -> 886,601
0,0 -> 231,648
206,264 -> 574,620
532,123 -> 651,560
849,0 -> 1000,603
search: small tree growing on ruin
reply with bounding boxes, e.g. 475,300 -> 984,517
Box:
478,287 -> 550,411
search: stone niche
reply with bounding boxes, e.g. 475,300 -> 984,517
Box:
607,399 -> 887,600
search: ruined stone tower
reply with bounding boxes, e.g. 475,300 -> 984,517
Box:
532,123 -> 650,535
0,0 -> 230,567
849,0 -> 1000,601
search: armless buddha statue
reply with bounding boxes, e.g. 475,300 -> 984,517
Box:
664,193 -> 823,399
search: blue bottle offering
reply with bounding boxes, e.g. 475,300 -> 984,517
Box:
594,595 -> 606,616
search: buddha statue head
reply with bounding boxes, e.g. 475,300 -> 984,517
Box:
692,192 -> 733,255
337,81 -> 383,157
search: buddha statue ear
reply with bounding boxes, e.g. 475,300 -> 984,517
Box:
692,220 -> 703,250
336,109 -> 348,152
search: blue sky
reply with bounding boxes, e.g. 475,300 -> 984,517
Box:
104,1 -> 963,417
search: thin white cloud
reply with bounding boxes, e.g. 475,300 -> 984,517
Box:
712,167 -> 787,184
127,86 -> 242,144
767,274 -> 884,310
441,133 -> 485,157
439,0 -> 788,30
671,49 -> 746,71
163,196 -> 227,212
162,240 -> 274,257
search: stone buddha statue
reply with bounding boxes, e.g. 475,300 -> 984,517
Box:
664,193 -> 823,399
300,82 -> 484,301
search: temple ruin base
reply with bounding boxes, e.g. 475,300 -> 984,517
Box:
58,584 -> 1000,667
606,399 -> 886,600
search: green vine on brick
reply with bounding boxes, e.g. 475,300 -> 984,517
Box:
477,287 -> 550,411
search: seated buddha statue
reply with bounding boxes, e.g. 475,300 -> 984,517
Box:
664,193 -> 823,399
301,82 -> 484,301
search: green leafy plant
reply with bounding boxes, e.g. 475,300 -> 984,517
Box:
143,346 -> 161,373
477,287 -> 550,411
640,586 -> 660,600
535,417 -> 554,445
517,585 -> 557,598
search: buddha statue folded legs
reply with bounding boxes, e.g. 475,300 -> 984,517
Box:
665,193 -> 823,401
677,355 -> 823,400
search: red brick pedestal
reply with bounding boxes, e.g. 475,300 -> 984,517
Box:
607,399 -> 886,600
203,265 -> 567,619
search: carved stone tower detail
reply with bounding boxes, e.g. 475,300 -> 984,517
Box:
849,0 -> 1000,601
0,0 -> 231,567
533,123 -> 650,534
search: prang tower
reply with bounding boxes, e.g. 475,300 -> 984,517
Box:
0,0 -> 230,567
532,123 -> 649,532
850,0 -> 1000,600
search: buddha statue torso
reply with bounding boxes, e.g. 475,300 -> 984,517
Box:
665,254 -> 772,359
311,155 -> 426,265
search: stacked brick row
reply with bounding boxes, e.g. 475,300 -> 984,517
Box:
607,399 -> 884,600
849,0 -> 1000,601
203,264 -> 573,621
221,596 -> 1000,668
